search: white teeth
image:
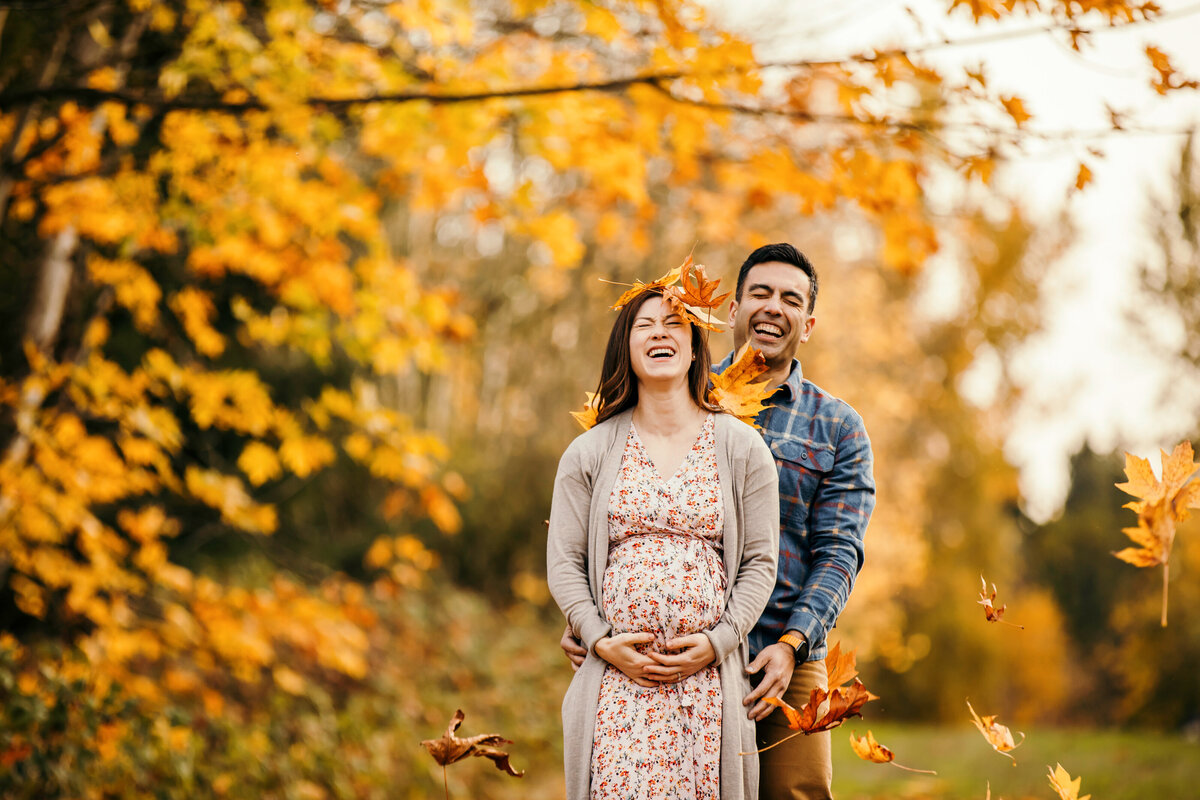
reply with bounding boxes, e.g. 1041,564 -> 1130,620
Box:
754,323 -> 784,337
649,348 -> 675,358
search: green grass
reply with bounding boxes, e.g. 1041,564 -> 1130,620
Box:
830,723 -> 1200,799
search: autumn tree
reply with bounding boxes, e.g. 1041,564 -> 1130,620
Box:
1,0 -> 1197,793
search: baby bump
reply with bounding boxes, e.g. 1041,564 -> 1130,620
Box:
601,535 -> 726,649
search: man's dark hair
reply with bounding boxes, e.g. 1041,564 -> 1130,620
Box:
735,243 -> 818,313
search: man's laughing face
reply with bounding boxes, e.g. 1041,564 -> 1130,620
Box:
729,261 -> 816,370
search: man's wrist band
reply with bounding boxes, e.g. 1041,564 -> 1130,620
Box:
778,633 -> 804,652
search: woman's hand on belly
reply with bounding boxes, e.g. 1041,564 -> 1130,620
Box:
644,633 -> 715,683
594,632 -> 661,687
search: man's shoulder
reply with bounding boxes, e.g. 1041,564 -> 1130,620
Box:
784,378 -> 866,432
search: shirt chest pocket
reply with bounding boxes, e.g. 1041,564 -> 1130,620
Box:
769,436 -> 835,520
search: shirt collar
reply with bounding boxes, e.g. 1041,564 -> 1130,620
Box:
771,358 -> 804,403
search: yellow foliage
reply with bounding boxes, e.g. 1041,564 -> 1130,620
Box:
170,288 -> 226,357
237,441 -> 282,486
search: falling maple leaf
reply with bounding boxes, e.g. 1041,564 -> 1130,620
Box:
978,575 -> 1024,629
1048,763 -> 1091,800
421,709 -> 524,779
823,641 -> 859,688
708,344 -> 772,427
967,699 -> 1024,763
744,645 -> 879,755
849,730 -> 937,774
570,391 -> 600,431
1114,441 -> 1200,626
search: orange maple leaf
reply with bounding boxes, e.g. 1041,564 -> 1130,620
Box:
743,645 -> 879,757
978,574 -> 1023,629
824,641 -> 860,689
763,678 -> 878,739
609,256 -> 688,311
708,344 -> 772,427
849,730 -> 937,774
420,709 -> 524,777
967,699 -> 1024,764
1113,441 -> 1200,626
1048,763 -> 1091,800
569,391 -> 600,431
670,260 -> 730,331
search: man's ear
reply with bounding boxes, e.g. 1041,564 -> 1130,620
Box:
798,314 -> 816,343
728,299 -> 738,325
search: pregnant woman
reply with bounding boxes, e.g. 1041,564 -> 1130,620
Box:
547,282 -> 778,800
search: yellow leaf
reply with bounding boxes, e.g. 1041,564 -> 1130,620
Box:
170,288 -> 225,358
238,441 -> 282,486
1048,763 -> 1091,800
279,435 -> 335,478
570,391 -> 600,431
849,729 -> 893,763
273,665 -> 306,695
708,344 -> 772,427
1113,441 -> 1199,625
967,699 -> 1024,763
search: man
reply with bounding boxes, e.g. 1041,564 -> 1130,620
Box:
561,243 -> 875,800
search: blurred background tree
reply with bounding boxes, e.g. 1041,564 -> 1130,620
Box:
0,0 -> 1197,797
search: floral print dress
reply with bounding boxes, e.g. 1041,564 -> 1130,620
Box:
591,414 -> 726,800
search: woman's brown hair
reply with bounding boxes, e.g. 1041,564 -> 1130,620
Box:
593,289 -> 721,425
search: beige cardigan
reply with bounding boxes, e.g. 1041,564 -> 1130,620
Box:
547,409 -> 779,800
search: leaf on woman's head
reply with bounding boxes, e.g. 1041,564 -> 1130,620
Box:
609,256 -> 689,311
669,261 -> 729,330
1048,763 -> 1091,800
675,261 -> 730,310
420,709 -> 524,777
708,344 -> 772,427
967,699 -> 1024,763
570,392 -> 600,431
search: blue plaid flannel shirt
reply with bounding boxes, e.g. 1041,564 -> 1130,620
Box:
714,352 -> 876,662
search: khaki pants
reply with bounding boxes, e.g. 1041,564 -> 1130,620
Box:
755,659 -> 833,800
